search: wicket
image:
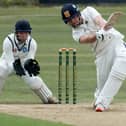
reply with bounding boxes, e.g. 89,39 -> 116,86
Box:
58,48 -> 77,104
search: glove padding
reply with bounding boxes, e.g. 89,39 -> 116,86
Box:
96,29 -> 114,42
13,59 -> 26,76
24,59 -> 40,77
96,31 -> 104,41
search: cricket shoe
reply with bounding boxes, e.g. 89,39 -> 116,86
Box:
47,96 -> 59,104
92,98 -> 96,110
95,103 -> 105,112
92,101 -> 96,110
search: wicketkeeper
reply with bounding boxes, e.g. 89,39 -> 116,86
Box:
0,19 -> 58,104
61,3 -> 126,111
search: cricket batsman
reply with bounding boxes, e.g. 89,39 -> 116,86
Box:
61,3 -> 126,111
0,19 -> 58,104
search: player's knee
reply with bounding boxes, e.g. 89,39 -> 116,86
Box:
111,58 -> 126,80
111,70 -> 126,80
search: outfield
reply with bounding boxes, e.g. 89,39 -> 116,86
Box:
0,5 -> 126,126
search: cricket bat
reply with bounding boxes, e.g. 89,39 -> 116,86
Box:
104,11 -> 124,30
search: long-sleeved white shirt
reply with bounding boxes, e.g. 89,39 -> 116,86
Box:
1,33 -> 37,72
72,6 -> 124,55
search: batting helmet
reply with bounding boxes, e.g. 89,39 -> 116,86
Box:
61,3 -> 80,24
15,20 -> 32,33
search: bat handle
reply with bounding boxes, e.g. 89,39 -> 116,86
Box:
103,24 -> 113,31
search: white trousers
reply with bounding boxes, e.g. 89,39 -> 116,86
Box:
95,39 -> 126,108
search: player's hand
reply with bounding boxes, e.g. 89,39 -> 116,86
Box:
24,59 -> 40,77
96,30 -> 104,42
96,29 -> 114,42
13,59 -> 26,76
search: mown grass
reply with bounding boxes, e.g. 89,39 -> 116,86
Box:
0,113 -> 71,126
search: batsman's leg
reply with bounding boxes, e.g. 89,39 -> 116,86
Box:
94,46 -> 114,99
22,76 -> 58,104
95,57 -> 126,110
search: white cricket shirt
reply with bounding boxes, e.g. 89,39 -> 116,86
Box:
72,6 -> 124,55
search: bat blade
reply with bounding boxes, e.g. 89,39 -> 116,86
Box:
106,11 -> 124,26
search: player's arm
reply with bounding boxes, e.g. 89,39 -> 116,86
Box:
74,30 -> 105,44
79,15 -> 106,43
3,38 -> 25,76
3,38 -> 14,71
94,15 -> 106,28
94,15 -> 113,30
88,6 -> 112,31
79,34 -> 96,44
78,7 -> 105,44
86,6 -> 106,28
79,30 -> 107,44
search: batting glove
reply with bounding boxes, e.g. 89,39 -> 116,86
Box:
96,30 -> 105,42
96,29 -> 114,42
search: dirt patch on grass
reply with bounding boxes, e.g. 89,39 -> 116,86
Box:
0,103 -> 126,126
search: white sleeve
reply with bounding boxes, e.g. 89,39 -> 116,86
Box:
72,29 -> 85,42
3,37 -> 14,70
72,27 -> 91,42
86,6 -> 101,19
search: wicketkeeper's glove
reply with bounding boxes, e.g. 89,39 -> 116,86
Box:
24,59 -> 40,77
13,59 -> 26,76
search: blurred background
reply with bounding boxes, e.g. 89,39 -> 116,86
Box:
0,0 -> 126,6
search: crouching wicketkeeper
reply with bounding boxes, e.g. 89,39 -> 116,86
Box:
0,19 -> 58,104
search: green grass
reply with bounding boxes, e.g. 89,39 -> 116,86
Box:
0,5 -> 125,104
0,113 -> 71,126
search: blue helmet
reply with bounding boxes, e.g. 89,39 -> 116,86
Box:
15,20 -> 32,33
61,3 -> 80,24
